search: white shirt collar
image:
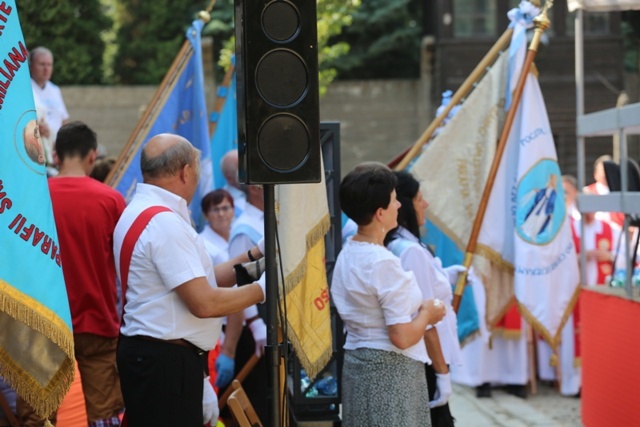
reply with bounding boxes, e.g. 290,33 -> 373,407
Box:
135,183 -> 191,224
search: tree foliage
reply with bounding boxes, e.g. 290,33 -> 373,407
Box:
17,0 -> 111,85
326,0 -> 423,79
113,0 -> 208,84
204,0 -> 360,95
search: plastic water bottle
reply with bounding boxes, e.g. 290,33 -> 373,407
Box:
610,268 -> 626,288
633,268 -> 640,287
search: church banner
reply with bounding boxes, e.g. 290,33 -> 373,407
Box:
0,0 -> 75,418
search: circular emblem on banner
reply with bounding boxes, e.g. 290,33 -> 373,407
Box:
515,159 -> 565,245
14,109 -> 46,175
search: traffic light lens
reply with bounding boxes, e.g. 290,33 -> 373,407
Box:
262,1 -> 300,42
256,49 -> 308,107
257,114 -> 309,172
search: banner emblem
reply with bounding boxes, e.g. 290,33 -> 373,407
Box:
516,159 -> 565,245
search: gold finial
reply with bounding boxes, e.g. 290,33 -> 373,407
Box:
198,10 -> 211,24
528,0 -> 554,52
533,9 -> 551,33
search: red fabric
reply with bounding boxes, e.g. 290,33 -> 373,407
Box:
118,206 -> 171,299
594,221 -> 613,285
49,177 -> 126,337
581,289 -> 640,426
494,302 -> 521,332
568,218 -> 582,361
207,340 -> 222,394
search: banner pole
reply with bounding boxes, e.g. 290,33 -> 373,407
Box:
106,10 -> 213,188
394,28 -> 513,171
453,7 -> 552,313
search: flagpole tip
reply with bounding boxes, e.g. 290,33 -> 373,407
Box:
198,11 -> 211,24
533,10 -> 551,32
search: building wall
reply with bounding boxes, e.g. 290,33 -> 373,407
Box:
62,78 -> 433,180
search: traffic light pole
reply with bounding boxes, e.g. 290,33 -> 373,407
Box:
263,184 -> 281,426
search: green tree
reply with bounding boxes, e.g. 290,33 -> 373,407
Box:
18,0 -> 111,85
327,0 -> 423,79
204,0 -> 360,95
113,0 -> 208,84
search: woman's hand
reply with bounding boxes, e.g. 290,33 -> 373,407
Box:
421,299 -> 446,326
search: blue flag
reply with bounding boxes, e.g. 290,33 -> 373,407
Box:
209,58 -> 237,190
110,19 -> 212,230
0,0 -> 74,417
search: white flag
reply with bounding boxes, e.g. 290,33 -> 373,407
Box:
411,52 -> 508,250
512,72 -> 580,346
478,67 -> 580,346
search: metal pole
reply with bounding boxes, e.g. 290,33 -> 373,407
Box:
263,184 -> 280,426
621,128 -> 633,296
575,9 -> 587,286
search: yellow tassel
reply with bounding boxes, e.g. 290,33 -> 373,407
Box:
549,353 -> 559,367
44,420 -> 54,427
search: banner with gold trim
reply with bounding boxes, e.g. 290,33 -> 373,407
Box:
0,0 -> 74,419
275,157 -> 332,379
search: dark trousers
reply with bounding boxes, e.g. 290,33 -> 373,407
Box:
117,335 -> 203,427
426,363 -> 455,427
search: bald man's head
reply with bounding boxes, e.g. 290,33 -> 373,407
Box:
221,149 -> 239,187
141,133 -> 199,182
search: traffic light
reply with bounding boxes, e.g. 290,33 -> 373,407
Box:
234,0 -> 321,184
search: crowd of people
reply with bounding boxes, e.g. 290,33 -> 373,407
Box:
3,43 -> 635,427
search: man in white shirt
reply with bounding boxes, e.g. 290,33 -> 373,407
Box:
113,133 -> 266,427
29,46 -> 69,168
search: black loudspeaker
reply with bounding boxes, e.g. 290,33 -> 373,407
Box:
234,0 -> 321,184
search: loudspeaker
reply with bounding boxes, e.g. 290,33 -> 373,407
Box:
234,0 -> 321,184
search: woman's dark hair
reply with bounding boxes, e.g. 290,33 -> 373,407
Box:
339,162 -> 397,226
201,189 -> 234,214
384,170 -> 422,246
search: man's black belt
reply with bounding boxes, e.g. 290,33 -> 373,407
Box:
133,334 -> 206,356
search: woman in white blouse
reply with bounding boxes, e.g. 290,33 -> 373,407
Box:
385,171 -> 463,427
199,189 -> 235,265
331,162 -> 446,426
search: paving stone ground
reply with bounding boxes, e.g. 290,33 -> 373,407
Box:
450,382 -> 582,427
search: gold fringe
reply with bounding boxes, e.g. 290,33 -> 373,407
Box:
44,420 -> 54,427
285,321 -> 333,380
549,352 -> 559,367
281,214 -> 331,296
487,295 -> 517,330
574,357 -> 581,368
491,328 -> 522,340
0,280 -> 74,357
474,244 -> 514,274
516,284 -> 581,351
0,280 -> 75,418
277,214 -> 332,378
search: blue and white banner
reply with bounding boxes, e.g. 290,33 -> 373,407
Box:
512,73 -> 580,345
210,60 -> 237,190
478,7 -> 580,345
0,0 -> 74,417
110,19 -> 212,230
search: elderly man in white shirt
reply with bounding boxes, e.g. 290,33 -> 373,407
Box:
113,134 -> 265,427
